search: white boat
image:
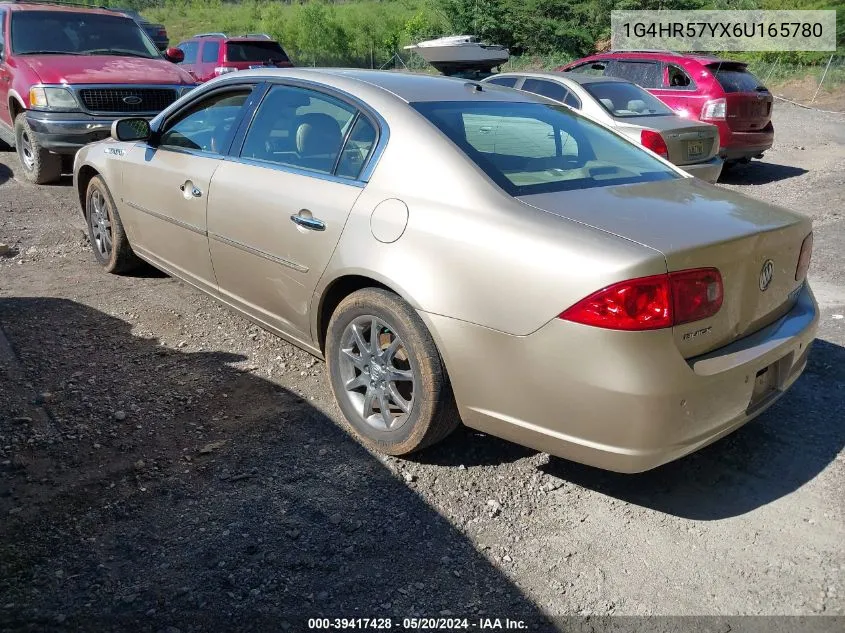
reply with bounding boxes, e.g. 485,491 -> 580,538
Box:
404,35 -> 509,75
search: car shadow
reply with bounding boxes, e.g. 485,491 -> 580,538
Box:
541,338 -> 845,521
412,425 -> 537,468
719,161 -> 807,185
0,298 -> 551,631
0,162 -> 12,186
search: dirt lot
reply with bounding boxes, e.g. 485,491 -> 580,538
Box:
0,102 -> 843,632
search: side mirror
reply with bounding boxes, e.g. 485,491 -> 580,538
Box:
164,47 -> 185,63
111,118 -> 151,142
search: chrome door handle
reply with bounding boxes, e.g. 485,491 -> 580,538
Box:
179,183 -> 202,198
290,213 -> 325,231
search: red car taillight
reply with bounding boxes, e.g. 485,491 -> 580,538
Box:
796,232 -> 813,281
640,130 -> 669,159
559,268 -> 723,331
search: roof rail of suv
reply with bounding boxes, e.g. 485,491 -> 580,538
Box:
193,32 -> 227,39
607,49 -> 683,55
237,33 -> 272,39
11,0 -> 108,7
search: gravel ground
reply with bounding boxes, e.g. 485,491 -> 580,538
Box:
0,102 -> 843,632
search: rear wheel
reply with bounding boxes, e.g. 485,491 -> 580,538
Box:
14,114 -> 62,184
85,175 -> 141,274
326,288 -> 459,455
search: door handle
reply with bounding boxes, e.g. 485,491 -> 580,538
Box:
179,182 -> 202,198
290,212 -> 325,231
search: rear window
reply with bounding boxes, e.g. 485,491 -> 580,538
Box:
225,40 -> 289,63
708,65 -> 767,93
584,81 -> 674,118
413,101 -> 677,196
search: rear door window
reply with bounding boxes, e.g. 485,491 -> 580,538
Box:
521,78 -> 568,103
606,60 -> 662,89
178,41 -> 198,64
708,65 -> 767,93
201,41 -> 220,63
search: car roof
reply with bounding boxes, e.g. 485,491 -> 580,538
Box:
587,51 -> 736,66
2,2 -> 120,15
493,71 -> 630,86
226,68 -> 541,104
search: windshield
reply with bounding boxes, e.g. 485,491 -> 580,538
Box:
585,81 -> 675,118
10,11 -> 159,58
413,101 -> 678,196
225,41 -> 289,63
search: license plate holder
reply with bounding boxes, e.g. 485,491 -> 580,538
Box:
687,140 -> 704,159
748,364 -> 778,409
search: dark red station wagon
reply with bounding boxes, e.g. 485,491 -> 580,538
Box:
559,51 -> 774,165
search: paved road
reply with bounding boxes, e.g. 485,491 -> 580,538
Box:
0,103 -> 842,631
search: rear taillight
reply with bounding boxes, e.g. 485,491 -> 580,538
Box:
559,268 -> 723,331
796,232 -> 813,281
670,268 -> 723,325
640,129 -> 668,158
701,98 -> 726,120
214,66 -> 238,76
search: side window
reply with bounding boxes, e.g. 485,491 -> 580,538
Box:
241,85 -> 357,176
201,41 -> 220,63
567,61 -> 607,76
667,64 -> 695,90
563,90 -> 581,109
159,89 -> 252,154
521,79 -> 567,103
0,10 -> 6,58
606,61 -> 662,89
178,41 -> 198,64
486,76 -> 518,88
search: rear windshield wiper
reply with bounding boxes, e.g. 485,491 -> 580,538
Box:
19,50 -> 84,55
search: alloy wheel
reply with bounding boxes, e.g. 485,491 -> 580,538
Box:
88,189 -> 113,258
19,129 -> 35,171
338,315 -> 416,431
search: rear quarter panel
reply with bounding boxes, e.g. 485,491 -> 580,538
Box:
314,105 -> 667,338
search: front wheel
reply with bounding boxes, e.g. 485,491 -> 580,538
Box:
326,288 -> 459,455
14,114 -> 62,184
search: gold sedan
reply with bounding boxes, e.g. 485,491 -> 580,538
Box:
73,69 -> 818,472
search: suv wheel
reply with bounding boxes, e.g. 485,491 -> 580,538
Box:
14,114 -> 62,184
326,288 -> 460,455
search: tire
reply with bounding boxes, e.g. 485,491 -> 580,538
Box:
14,114 -> 62,184
326,288 -> 459,455
85,175 -> 142,274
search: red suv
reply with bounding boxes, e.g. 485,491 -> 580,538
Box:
0,2 -> 194,184
559,51 -> 774,165
176,33 -> 292,83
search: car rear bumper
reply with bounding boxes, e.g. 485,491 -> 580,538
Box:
421,283 -> 818,473
678,156 -> 723,183
718,123 -> 774,161
25,112 -> 151,155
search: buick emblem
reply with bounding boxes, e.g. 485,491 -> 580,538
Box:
122,95 -> 143,105
759,260 -> 774,291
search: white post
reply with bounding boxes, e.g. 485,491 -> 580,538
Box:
811,54 -> 834,104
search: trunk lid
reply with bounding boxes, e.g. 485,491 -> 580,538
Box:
707,62 -> 773,133
519,178 -> 811,357
616,117 -> 719,166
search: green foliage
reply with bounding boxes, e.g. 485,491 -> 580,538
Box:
139,0 -> 843,71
